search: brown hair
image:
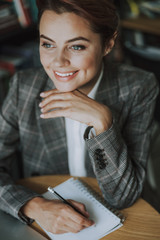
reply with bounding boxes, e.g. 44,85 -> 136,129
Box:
36,0 -> 119,46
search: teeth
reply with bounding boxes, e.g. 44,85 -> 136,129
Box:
55,71 -> 75,77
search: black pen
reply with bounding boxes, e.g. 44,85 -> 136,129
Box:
48,187 -> 86,217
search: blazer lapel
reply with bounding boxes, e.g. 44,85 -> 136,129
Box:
35,77 -> 69,173
96,61 -> 124,124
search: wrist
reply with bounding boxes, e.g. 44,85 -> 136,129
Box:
93,105 -> 113,135
94,120 -> 112,135
94,115 -> 113,135
20,197 -> 44,220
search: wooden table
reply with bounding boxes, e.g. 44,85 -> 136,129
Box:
18,175 -> 160,240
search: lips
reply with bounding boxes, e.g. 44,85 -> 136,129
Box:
53,70 -> 79,82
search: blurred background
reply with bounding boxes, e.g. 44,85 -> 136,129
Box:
0,0 -> 160,212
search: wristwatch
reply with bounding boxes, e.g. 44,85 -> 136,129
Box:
18,210 -> 34,224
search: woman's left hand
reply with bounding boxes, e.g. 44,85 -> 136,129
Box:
39,89 -> 112,135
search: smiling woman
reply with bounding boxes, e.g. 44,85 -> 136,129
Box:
0,0 -> 159,237
39,10 -> 107,93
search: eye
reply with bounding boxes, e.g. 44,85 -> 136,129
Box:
71,45 -> 86,51
41,43 -> 55,49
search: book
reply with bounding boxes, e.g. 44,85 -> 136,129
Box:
139,1 -> 160,18
13,0 -> 32,27
0,3 -> 12,19
0,2 -> 19,34
0,53 -> 28,74
38,178 -> 125,240
28,0 -> 38,23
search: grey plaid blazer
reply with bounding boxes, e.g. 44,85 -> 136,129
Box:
0,60 -> 159,222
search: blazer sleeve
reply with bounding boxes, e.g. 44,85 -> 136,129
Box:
85,72 -> 159,209
0,73 -> 40,223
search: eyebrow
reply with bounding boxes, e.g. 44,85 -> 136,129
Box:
40,34 -> 90,43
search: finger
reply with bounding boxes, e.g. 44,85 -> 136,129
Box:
51,205 -> 92,234
40,88 -> 60,98
40,92 -> 62,107
66,206 -> 94,228
40,107 -> 70,119
40,92 -> 74,107
58,220 -> 85,233
70,213 -> 94,228
52,224 -> 84,234
40,100 -> 71,114
68,200 -> 90,218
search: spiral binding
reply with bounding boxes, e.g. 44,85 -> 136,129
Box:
75,178 -> 125,223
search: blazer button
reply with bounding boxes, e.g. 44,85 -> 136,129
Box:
98,161 -> 106,169
95,148 -> 104,155
96,154 -> 104,161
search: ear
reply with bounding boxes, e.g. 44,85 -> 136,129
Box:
103,31 -> 117,56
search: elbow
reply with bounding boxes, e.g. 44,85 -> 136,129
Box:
102,184 -> 142,210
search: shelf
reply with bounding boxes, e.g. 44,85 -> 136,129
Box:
120,15 -> 160,36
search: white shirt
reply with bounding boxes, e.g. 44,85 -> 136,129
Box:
65,66 -> 104,177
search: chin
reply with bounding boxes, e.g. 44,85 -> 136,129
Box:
56,85 -> 76,93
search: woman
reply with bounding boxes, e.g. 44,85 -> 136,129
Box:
0,0 -> 158,235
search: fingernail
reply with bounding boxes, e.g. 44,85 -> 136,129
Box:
40,114 -> 45,118
40,92 -> 45,97
41,108 -> 44,113
39,103 -> 42,107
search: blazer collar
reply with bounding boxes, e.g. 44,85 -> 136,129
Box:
96,59 -> 120,105
95,60 -> 124,123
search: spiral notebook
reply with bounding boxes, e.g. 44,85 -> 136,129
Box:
39,178 -> 125,240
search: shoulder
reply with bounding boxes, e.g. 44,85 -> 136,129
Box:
104,60 -> 157,86
12,67 -> 47,87
103,60 -> 158,99
117,64 -> 159,100
8,67 -> 49,98
117,64 -> 157,84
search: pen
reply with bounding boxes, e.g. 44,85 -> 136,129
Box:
48,187 -> 86,217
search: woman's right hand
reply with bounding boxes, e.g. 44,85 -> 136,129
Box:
20,197 -> 94,234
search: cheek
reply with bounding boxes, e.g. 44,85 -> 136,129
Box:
40,50 -> 51,69
74,55 -> 96,71
77,53 -> 102,75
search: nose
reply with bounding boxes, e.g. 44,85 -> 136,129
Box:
53,49 -> 70,67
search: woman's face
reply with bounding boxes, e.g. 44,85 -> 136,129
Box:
39,10 -> 107,94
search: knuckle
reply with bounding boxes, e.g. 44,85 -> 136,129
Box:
79,218 -> 85,225
47,102 -> 53,109
60,204 -> 70,214
80,203 -> 86,211
62,92 -> 72,99
71,228 -> 79,233
56,215 -> 63,224
78,224 -> 84,232
48,94 -> 54,101
52,223 -> 59,234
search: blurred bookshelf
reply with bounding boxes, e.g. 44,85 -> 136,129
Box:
0,0 -> 38,40
120,15 -> 160,36
114,0 -> 160,213
0,0 -> 40,108
114,0 -> 160,121
1,0 -> 160,110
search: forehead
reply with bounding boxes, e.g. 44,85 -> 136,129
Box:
39,10 -> 99,41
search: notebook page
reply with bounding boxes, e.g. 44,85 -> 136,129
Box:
40,178 -> 122,240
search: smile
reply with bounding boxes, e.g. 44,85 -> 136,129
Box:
55,71 -> 77,77
53,70 -> 79,82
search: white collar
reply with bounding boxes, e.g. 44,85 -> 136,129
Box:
88,64 -> 104,99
